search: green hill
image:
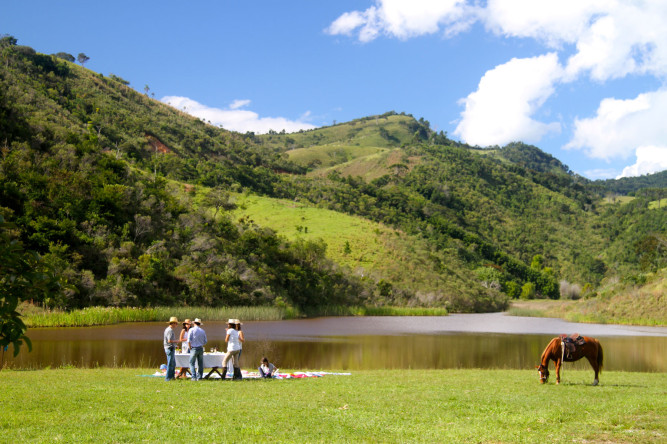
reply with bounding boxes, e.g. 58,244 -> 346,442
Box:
1,36 -> 665,319
258,113 -> 425,181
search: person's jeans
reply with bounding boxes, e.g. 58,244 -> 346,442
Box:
164,346 -> 176,381
190,346 -> 204,380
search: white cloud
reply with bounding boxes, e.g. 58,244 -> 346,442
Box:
565,89 -> 667,160
326,0 -> 473,42
327,10 -> 368,37
161,96 -> 316,134
617,146 -> 667,178
482,0 -> 603,47
564,2 -> 667,81
331,1 -> 667,78
330,1 -> 667,157
229,99 -> 251,110
453,53 -> 563,146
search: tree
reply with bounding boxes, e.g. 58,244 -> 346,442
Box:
54,52 -> 75,62
77,52 -> 90,67
0,216 -> 58,360
530,254 -> 544,270
0,34 -> 18,48
203,188 -> 237,219
520,282 -> 536,300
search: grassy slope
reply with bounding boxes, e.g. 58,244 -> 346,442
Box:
648,198 -> 667,209
307,148 -> 422,182
2,368 -> 664,443
232,194 -> 482,300
267,114 -> 421,181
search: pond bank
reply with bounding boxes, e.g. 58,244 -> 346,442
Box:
508,297 -> 667,327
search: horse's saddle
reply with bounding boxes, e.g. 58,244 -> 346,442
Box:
560,333 -> 585,360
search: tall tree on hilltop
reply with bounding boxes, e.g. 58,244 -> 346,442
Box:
54,52 -> 75,62
77,52 -> 90,67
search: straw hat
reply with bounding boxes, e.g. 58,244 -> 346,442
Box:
183,319 -> 191,325
168,316 -> 179,324
233,319 -> 242,325
227,319 -> 236,324
193,318 -> 202,325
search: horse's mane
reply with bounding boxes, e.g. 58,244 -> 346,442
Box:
540,337 -> 560,363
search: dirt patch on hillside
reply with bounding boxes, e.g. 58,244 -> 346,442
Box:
146,134 -> 172,154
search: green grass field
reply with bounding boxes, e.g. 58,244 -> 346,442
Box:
648,198 -> 667,210
1,368 -> 664,443
233,194 -> 474,299
286,144 -> 388,168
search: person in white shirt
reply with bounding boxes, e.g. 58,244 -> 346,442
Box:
221,319 -> 243,380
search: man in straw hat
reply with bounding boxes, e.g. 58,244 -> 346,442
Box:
187,318 -> 207,381
163,316 -> 181,381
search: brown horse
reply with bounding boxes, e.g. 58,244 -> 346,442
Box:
537,336 -> 603,385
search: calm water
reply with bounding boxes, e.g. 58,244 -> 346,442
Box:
4,314 -> 666,372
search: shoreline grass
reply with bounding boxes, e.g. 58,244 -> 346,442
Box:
20,304 -> 448,328
1,368 -> 664,442
508,269 -> 666,327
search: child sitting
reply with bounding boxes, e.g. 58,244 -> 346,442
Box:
258,357 -> 277,378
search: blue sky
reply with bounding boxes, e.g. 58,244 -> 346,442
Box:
3,0 -> 667,180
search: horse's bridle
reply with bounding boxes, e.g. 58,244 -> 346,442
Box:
537,364 -> 549,383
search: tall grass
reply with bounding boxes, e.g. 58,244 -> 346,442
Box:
303,305 -> 448,317
22,305 -> 447,328
505,306 -> 549,318
22,306 -> 289,328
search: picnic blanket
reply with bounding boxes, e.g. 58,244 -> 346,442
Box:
143,370 -> 351,379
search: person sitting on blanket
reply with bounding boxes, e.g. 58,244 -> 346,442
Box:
258,357 -> 277,378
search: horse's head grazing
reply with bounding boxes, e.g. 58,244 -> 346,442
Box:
536,364 -> 549,383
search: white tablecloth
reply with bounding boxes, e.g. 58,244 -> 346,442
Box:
175,353 -> 224,368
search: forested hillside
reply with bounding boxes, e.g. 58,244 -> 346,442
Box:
1,37 -> 665,316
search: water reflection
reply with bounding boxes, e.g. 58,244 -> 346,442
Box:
4,315 -> 667,372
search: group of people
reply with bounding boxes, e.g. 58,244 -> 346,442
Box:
163,316 -> 277,381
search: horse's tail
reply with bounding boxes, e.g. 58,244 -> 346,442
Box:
597,341 -> 603,374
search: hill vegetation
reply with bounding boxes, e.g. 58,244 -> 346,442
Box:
1,36 -> 665,335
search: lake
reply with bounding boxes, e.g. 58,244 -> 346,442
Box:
4,313 -> 666,372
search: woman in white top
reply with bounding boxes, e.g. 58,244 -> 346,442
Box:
221,319 -> 243,380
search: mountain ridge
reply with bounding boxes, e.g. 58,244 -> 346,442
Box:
1,37 -> 664,315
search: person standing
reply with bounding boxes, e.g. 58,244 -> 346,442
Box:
177,319 -> 191,379
187,318 -> 207,381
234,319 -> 244,380
221,319 -> 243,380
163,316 -> 180,381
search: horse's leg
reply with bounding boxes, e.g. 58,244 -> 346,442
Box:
586,353 -> 599,386
555,358 -> 561,384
